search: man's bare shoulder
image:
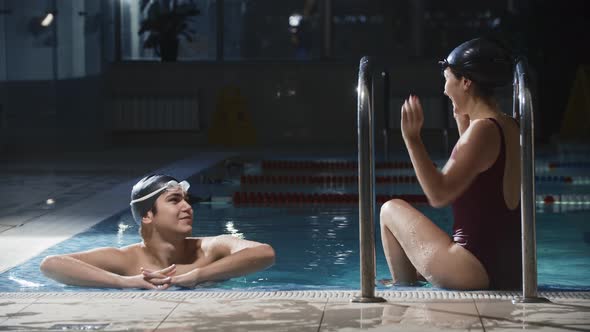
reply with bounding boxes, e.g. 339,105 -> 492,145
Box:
70,244 -> 139,257
87,243 -> 144,263
58,243 -> 145,276
186,236 -> 223,248
118,243 -> 144,255
187,235 -> 232,257
186,235 -> 225,242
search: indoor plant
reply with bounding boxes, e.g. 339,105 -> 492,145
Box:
139,0 -> 200,62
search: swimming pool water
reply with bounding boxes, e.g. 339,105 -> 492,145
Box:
1,156 -> 589,292
1,197 -> 588,292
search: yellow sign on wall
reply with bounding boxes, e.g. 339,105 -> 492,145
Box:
208,87 -> 257,146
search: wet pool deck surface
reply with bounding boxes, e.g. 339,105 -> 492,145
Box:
1,147 -> 589,331
1,291 -> 589,331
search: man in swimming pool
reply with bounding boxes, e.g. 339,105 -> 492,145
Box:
40,174 -> 275,290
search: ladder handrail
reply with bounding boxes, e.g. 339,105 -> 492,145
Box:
354,57 -> 384,303
514,58 -> 548,302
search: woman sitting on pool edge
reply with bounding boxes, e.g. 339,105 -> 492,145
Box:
380,37 -> 522,290
40,174 -> 275,289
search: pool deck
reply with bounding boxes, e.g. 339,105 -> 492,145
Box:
1,147 -> 589,331
1,290 -> 589,331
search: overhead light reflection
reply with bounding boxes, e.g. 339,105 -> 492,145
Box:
289,14 -> 302,27
117,222 -> 130,245
225,221 -> 244,239
41,13 -> 54,27
8,276 -> 42,288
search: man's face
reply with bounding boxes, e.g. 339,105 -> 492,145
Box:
152,186 -> 194,233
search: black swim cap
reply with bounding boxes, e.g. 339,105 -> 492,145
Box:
130,174 -> 178,225
440,38 -> 514,88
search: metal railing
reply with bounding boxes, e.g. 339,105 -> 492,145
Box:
353,57 -> 385,303
512,58 -> 550,303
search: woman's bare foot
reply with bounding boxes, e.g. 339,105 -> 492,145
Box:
378,279 -> 394,287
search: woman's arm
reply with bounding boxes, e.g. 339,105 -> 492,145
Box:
40,247 -> 159,289
401,96 -> 500,207
170,236 -> 275,288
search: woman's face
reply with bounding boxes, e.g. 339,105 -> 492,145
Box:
443,68 -> 465,114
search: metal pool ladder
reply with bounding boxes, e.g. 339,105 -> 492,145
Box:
513,58 -> 550,304
354,56 -> 550,303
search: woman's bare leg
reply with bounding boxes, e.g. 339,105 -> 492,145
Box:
380,216 -> 417,284
379,199 -> 489,290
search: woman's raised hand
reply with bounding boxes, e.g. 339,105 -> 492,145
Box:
401,95 -> 424,143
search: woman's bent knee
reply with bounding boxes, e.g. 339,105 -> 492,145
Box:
380,199 -> 409,217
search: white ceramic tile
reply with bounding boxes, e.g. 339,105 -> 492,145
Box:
157,298 -> 327,331
1,298 -> 177,331
320,300 -> 483,331
0,298 -> 36,325
551,299 -> 590,308
476,300 -> 590,331
0,212 -> 43,226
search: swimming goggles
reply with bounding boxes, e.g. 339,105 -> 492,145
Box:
439,58 -> 472,72
129,180 -> 190,205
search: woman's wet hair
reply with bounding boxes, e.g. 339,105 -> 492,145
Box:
440,37 -> 514,101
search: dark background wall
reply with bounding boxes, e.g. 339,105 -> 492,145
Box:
0,0 -> 588,155
524,1 -> 590,143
